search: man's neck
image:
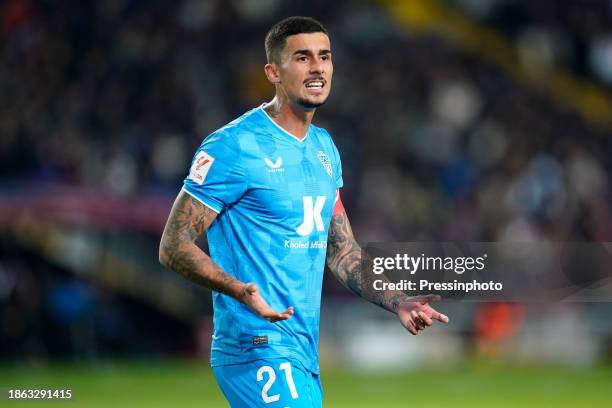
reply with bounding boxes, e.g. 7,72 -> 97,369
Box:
263,97 -> 315,140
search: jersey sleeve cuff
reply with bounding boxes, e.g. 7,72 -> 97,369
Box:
181,186 -> 222,214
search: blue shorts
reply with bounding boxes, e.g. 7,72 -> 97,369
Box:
212,358 -> 323,407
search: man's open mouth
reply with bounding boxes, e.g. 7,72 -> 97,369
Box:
305,80 -> 325,90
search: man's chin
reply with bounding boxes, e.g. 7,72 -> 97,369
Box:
297,97 -> 327,110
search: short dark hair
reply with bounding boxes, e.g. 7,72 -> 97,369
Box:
265,16 -> 328,64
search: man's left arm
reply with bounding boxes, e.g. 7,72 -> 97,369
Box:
326,209 -> 449,334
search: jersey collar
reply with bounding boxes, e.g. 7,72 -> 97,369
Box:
259,103 -> 310,144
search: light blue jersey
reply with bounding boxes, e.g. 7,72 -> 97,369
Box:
183,104 -> 343,374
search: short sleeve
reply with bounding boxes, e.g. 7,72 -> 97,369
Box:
331,138 -> 343,190
183,132 -> 247,213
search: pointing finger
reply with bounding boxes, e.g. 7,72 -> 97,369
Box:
429,308 -> 449,323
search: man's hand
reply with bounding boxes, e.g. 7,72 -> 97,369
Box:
238,283 -> 294,323
397,294 -> 449,335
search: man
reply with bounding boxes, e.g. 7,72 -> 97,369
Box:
159,16 -> 448,407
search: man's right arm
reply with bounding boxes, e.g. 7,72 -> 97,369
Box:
159,190 -> 246,297
159,190 -> 293,322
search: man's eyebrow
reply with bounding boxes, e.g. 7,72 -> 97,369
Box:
292,49 -> 332,56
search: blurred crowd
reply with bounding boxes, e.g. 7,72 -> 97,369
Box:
2,0 -> 612,361
452,0 -> 612,83
2,0 -> 610,239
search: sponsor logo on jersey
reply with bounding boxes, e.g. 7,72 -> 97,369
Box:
264,157 -> 284,173
317,151 -> 332,177
189,150 -> 215,185
296,195 -> 327,236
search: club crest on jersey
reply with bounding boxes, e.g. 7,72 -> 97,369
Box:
317,151 -> 332,178
189,150 -> 215,185
264,157 -> 284,173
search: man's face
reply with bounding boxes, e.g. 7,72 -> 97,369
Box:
273,32 -> 333,109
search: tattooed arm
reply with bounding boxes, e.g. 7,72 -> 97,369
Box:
159,190 -> 293,322
326,210 -> 448,334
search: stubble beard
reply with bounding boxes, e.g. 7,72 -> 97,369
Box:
297,96 -> 327,110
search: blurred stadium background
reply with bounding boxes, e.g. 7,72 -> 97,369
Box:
2,0 -> 612,406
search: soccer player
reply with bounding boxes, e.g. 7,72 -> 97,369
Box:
159,16 -> 449,407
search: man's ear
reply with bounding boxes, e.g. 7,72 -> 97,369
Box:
264,63 -> 281,84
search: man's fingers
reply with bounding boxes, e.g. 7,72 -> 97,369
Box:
281,306 -> 294,317
267,315 -> 286,322
418,311 -> 433,326
263,306 -> 294,322
242,282 -> 295,323
411,311 -> 426,330
406,319 -> 418,335
397,298 -> 448,334
429,308 -> 449,323
417,294 -> 448,323
399,314 -> 418,335
265,312 -> 288,322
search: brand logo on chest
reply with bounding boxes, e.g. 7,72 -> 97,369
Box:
264,157 -> 284,173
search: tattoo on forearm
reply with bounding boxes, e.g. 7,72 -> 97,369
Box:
160,192 -> 243,298
326,212 -> 408,313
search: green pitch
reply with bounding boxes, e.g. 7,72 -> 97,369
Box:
1,360 -> 611,407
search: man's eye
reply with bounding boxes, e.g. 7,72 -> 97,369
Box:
298,56 -> 308,62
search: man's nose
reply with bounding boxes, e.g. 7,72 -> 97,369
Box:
310,57 -> 324,73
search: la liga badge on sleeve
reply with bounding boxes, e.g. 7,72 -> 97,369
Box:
189,150 -> 215,185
